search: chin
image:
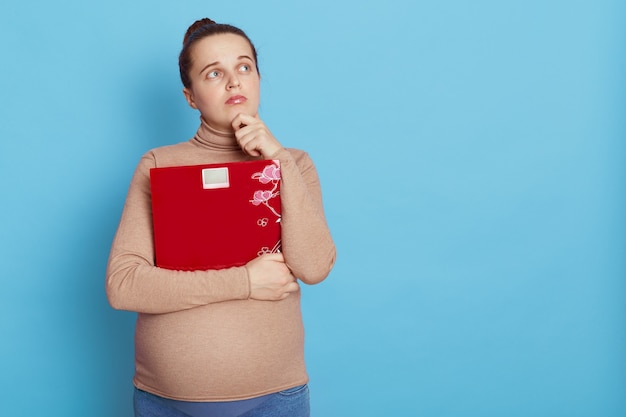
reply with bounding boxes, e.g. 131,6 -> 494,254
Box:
240,103 -> 258,115
231,106 -> 258,121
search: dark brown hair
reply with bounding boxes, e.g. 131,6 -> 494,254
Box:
179,18 -> 259,88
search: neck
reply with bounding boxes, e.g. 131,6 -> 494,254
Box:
192,117 -> 241,152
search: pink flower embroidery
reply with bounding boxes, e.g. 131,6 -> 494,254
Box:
257,239 -> 281,256
253,163 -> 281,184
251,161 -> 281,219
251,190 -> 274,206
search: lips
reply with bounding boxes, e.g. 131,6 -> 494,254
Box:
226,95 -> 247,105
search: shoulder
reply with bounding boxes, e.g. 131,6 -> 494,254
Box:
140,141 -> 197,167
144,141 -> 195,158
278,148 -> 321,181
282,147 -> 315,167
284,147 -> 307,158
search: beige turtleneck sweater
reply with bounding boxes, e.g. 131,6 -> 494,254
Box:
106,118 -> 336,401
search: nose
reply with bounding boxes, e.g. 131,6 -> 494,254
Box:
227,74 -> 241,90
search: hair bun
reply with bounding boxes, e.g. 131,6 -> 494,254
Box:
183,18 -> 217,45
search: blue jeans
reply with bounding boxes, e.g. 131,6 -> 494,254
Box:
133,385 -> 310,417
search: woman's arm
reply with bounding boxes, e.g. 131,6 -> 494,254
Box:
271,148 -> 336,285
231,114 -> 336,285
105,155 -> 299,314
105,155 -> 251,314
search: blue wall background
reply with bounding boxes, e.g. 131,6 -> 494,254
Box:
1,0 -> 624,415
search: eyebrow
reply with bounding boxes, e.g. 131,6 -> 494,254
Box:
198,55 -> 255,75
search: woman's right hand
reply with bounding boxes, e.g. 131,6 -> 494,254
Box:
245,253 -> 300,301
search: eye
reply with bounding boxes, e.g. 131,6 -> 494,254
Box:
207,70 -> 220,79
239,64 -> 251,72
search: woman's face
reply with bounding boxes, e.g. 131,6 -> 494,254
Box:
183,33 -> 260,132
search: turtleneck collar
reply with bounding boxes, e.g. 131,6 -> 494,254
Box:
191,117 -> 242,152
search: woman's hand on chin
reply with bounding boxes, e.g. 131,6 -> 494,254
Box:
232,113 -> 282,158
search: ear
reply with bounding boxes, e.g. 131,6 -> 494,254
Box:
183,88 -> 198,109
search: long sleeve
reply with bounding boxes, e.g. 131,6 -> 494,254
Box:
104,122 -> 336,400
271,148 -> 336,284
105,154 -> 251,314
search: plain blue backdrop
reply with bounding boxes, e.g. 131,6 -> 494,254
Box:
1,0 -> 624,416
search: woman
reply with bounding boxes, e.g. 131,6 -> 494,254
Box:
106,18 -> 336,417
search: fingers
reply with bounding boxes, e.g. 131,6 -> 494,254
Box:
257,252 -> 284,263
285,280 -> 300,293
231,113 -> 281,158
278,281 -> 300,300
246,253 -> 300,301
231,113 -> 258,130
238,130 -> 263,157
